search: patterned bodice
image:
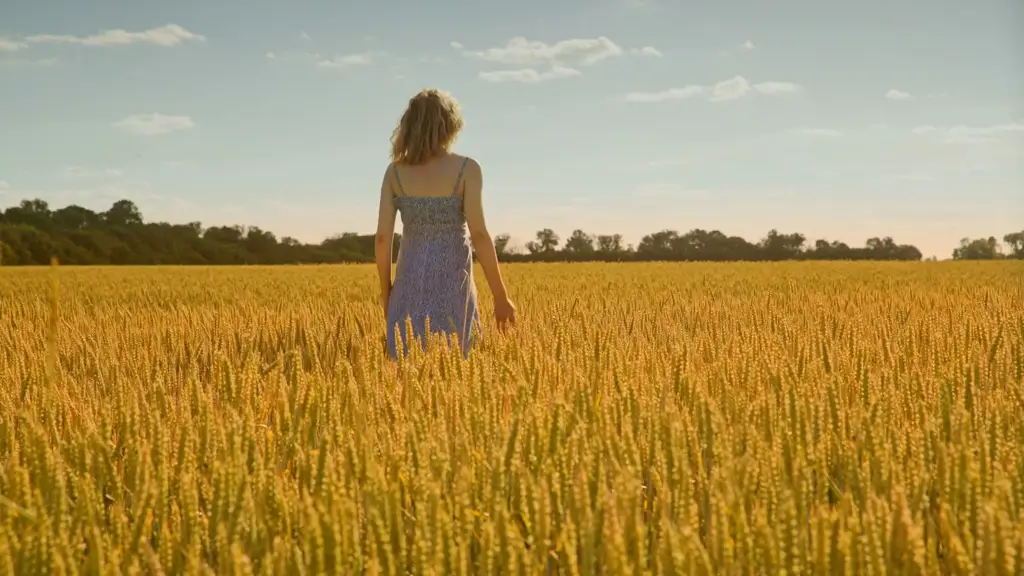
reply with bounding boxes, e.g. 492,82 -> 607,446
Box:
394,195 -> 469,244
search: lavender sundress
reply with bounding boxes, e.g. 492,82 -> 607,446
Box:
385,158 -> 481,359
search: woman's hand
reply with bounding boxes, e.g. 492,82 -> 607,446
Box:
494,296 -> 517,331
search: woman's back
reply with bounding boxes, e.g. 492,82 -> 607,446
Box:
392,154 -> 469,198
391,154 -> 470,242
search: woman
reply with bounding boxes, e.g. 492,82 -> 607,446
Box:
375,88 -> 516,359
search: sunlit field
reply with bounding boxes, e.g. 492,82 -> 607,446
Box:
1,262 -> 1022,575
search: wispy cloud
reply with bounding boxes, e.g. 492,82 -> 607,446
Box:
265,40 -> 378,69
944,123 -> 1024,144
479,66 -> 580,84
461,36 -> 624,68
0,57 -> 58,68
631,46 -> 663,57
886,89 -> 913,101
753,81 -> 801,95
316,52 -> 374,68
709,76 -> 755,101
23,24 -> 204,48
0,38 -> 27,52
912,122 -> 1024,144
625,76 -> 802,103
0,180 -> 10,190
625,86 -> 705,103
719,40 -> 756,57
457,36 -> 659,83
114,113 -> 195,136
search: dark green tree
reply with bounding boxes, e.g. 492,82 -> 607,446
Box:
1002,231 -> 1024,259
525,228 -> 559,254
952,237 -> 1003,260
2,196 -> 1011,266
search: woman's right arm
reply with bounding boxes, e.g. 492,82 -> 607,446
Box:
462,158 -> 510,305
374,165 -> 398,311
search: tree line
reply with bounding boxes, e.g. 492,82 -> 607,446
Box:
0,198 -> 1021,266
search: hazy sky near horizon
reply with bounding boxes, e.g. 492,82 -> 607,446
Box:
1,0 -> 1021,258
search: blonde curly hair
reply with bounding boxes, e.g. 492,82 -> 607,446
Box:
390,89 -> 464,165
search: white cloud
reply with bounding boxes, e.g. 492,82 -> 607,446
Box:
461,36 -> 662,83
461,36 -> 624,68
265,41 -> 382,68
944,123 -> 1024,144
710,76 -> 751,101
0,57 -> 58,68
316,52 -> 374,67
264,49 -> 320,64
912,122 -> 1024,144
624,85 -> 705,103
479,66 -> 580,84
24,24 -> 204,47
0,180 -> 10,190
114,113 -> 195,136
886,89 -> 913,101
626,76 -> 802,103
299,32 -> 312,43
719,40 -> 756,57
0,38 -> 27,52
754,81 -> 801,95
631,46 -> 663,57
795,127 -> 843,137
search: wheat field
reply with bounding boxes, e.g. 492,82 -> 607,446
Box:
0,262 -> 1022,575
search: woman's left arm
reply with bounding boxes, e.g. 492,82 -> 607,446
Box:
374,165 -> 397,311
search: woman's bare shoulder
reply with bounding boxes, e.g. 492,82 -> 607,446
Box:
455,154 -> 481,173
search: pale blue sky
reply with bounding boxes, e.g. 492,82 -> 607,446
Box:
1,0 -> 1021,258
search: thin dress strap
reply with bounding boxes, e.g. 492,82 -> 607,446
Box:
392,164 -> 406,197
451,158 -> 469,196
